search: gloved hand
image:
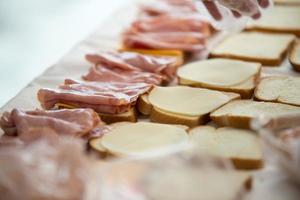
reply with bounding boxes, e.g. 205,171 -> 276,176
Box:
202,0 -> 270,20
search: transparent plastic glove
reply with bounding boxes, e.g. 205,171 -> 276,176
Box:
195,0 -> 271,31
202,0 -> 270,20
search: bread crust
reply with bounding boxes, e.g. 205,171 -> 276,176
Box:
290,40 -> 300,72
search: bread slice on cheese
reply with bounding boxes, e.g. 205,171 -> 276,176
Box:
177,58 -> 261,99
190,126 -> 262,169
274,0 -> 300,5
247,6 -> 300,36
145,86 -> 240,127
210,100 -> 300,129
210,32 -> 295,66
89,122 -> 189,157
255,76 -> 300,107
290,40 -> 300,71
55,103 -> 137,124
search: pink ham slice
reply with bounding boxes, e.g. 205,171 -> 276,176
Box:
83,65 -> 164,85
131,15 -> 210,34
141,0 -> 197,16
37,79 -> 152,114
0,108 -> 102,143
123,31 -> 206,52
85,51 -> 178,81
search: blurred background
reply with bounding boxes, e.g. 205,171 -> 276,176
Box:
0,0 -> 131,107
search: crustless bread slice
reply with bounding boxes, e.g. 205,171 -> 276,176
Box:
210,32 -> 295,66
210,100 -> 300,129
255,76 -> 300,107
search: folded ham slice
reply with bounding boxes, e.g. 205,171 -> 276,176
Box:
38,79 -> 152,114
0,108 -> 102,143
123,31 -> 206,52
84,51 -> 178,83
83,65 -> 164,85
141,0 -> 197,16
131,15 -> 210,35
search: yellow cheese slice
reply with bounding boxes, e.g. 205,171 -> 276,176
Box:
275,0 -> 300,4
148,86 -> 230,117
101,122 -> 189,156
190,126 -> 261,160
211,32 -> 295,60
177,59 -> 260,87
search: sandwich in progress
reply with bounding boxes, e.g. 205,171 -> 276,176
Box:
89,122 -> 189,157
190,126 -> 262,169
247,6 -> 300,36
211,100 -> 300,129
177,58 -> 261,98
142,86 -> 240,127
210,32 -> 295,66
255,76 -> 300,107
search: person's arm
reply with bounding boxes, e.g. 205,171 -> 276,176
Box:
202,0 -> 270,20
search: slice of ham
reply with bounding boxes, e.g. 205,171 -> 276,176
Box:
123,31 -> 206,52
0,108 -> 102,143
85,51 -> 178,81
38,79 -> 152,114
141,0 -> 197,16
131,15 -> 210,34
83,65 -> 164,85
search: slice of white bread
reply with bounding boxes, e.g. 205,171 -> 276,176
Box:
137,94 -> 152,115
254,76 -> 300,106
247,6 -> 300,36
89,122 -> 189,157
210,100 -> 300,129
210,32 -> 295,66
290,40 -> 300,72
55,103 -> 137,124
145,86 -> 240,127
274,0 -> 300,5
190,126 -> 262,169
177,58 -> 261,99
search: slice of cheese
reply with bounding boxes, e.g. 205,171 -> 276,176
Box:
100,122 -> 189,156
148,86 -> 230,117
210,32 -> 295,65
247,6 -> 300,36
190,126 -> 262,169
177,58 -> 261,87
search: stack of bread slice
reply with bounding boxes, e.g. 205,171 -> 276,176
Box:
190,126 -> 262,169
137,86 -> 240,127
210,100 -> 300,129
210,32 -> 295,66
255,76 -> 300,106
177,58 -> 261,98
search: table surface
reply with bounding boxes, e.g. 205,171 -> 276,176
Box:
0,0 -> 132,107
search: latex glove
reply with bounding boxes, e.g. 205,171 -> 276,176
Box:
202,0 -> 270,20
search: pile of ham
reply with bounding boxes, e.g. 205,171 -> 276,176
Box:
123,0 -> 212,52
38,79 -> 152,114
84,51 -> 178,84
0,108 -> 103,145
